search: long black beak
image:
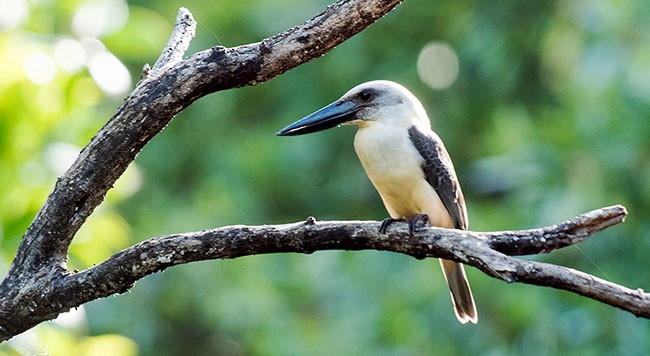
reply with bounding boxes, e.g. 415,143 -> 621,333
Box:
276,100 -> 360,136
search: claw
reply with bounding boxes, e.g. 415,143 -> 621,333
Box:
408,214 -> 430,235
379,217 -> 403,234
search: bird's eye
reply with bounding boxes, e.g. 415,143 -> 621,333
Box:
358,89 -> 374,101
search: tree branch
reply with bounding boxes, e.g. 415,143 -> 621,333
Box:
50,205 -> 650,323
482,204 -> 628,255
0,0 -> 405,341
5,0 -> 404,279
0,0 -> 645,344
151,7 -> 196,72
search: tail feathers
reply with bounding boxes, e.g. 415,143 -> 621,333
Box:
440,259 -> 478,324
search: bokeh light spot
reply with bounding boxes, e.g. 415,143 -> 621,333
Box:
54,38 -> 86,73
45,142 -> 80,175
24,52 -> 57,85
71,0 -> 129,38
88,50 -> 132,96
417,41 -> 459,90
0,0 -> 28,31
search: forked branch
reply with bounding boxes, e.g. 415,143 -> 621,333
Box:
57,204 -> 650,321
0,1 -> 645,344
0,0 -> 406,341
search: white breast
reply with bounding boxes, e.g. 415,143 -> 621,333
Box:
353,122 -> 454,227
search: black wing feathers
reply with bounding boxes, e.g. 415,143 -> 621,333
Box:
408,126 -> 468,230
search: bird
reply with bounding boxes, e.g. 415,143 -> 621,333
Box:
276,80 -> 477,324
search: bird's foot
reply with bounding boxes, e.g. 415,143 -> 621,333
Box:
379,217 -> 405,234
408,214 -> 430,235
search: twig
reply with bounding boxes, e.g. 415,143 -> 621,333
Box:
151,7 -> 196,72
484,205 -> 628,255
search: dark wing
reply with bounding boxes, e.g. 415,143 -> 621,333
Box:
408,126 -> 468,230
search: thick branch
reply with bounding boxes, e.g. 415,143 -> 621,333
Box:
45,205 -> 649,324
0,0 -> 405,340
3,0 -> 403,283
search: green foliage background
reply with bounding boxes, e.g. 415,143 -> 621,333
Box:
1,0 -> 649,355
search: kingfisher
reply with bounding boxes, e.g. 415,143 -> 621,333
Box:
277,80 -> 477,324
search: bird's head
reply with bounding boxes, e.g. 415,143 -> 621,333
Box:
277,80 -> 429,136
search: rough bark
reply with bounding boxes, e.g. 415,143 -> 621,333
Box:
0,1 -> 645,343
0,0 -> 405,341
56,205 -> 644,320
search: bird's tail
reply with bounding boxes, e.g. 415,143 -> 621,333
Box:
439,259 -> 478,324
